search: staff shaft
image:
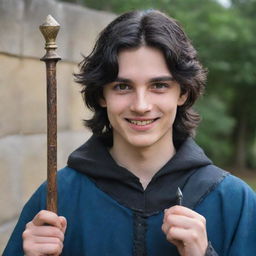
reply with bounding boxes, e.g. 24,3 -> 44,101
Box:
39,15 -> 61,213
46,61 -> 58,213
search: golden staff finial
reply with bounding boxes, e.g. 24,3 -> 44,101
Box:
39,15 -> 61,60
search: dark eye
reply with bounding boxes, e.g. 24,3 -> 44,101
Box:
114,84 -> 131,91
152,82 -> 169,89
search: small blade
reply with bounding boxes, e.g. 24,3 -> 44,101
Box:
176,187 -> 183,206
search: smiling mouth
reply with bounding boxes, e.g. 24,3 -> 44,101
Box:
126,118 -> 159,126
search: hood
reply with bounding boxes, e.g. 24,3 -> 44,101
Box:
67,135 -> 212,214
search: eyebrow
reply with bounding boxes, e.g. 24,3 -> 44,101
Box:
114,76 -> 175,83
149,76 -> 175,83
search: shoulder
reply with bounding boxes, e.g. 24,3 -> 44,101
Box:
216,173 -> 256,215
183,164 -> 228,208
213,173 -> 256,201
196,171 -> 256,214
191,164 -> 255,207
32,167 -> 91,193
27,167 -> 95,207
57,166 -> 90,183
56,166 -> 96,193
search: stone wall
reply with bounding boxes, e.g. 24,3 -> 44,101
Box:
0,0 -> 116,253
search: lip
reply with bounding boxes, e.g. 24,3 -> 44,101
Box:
125,117 -> 159,131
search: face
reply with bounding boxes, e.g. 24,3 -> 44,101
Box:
100,46 -> 187,150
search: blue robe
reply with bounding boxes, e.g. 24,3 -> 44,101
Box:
3,136 -> 256,255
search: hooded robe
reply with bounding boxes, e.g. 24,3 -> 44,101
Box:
3,136 -> 256,255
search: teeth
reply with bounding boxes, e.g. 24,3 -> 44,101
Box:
129,119 -> 155,126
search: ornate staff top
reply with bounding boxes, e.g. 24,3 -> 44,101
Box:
39,15 -> 61,61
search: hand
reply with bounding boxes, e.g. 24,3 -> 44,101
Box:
162,206 -> 208,256
22,210 -> 67,256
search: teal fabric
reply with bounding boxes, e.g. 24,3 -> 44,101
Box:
196,174 -> 256,255
3,167 -> 256,256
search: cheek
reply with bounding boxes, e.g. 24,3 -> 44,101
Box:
157,100 -> 179,121
157,97 -> 179,111
105,99 -> 128,120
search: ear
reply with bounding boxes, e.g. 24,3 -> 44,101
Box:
99,97 -> 107,108
177,92 -> 188,106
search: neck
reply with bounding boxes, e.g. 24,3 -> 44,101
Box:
110,134 -> 176,190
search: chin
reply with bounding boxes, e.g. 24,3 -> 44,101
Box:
127,136 -> 159,149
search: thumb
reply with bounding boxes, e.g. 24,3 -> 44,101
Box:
59,216 -> 67,234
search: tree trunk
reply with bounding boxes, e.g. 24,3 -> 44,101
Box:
234,114 -> 247,171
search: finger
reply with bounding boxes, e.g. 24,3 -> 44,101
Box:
164,206 -> 205,223
165,214 -> 205,231
32,236 -> 63,244
32,210 -> 62,229
168,237 -> 184,250
59,216 -> 67,234
162,222 -> 169,234
26,226 -> 65,241
166,226 -> 200,245
36,242 -> 63,255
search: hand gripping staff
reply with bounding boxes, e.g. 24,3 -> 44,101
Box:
39,15 -> 61,214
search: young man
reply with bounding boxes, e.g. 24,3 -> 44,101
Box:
3,10 -> 256,256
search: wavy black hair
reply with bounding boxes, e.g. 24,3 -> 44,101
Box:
74,9 -> 207,144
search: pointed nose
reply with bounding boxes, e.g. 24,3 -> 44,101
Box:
130,90 -> 152,114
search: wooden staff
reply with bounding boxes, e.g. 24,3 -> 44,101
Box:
39,15 -> 61,213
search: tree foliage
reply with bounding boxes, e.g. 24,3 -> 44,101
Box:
59,0 -> 256,170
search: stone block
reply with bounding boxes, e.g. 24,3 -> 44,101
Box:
20,131 -> 91,203
0,54 -> 81,137
0,136 -> 23,225
21,134 -> 47,203
0,0 -> 24,55
0,55 -> 48,136
0,55 -> 22,136
17,59 -> 75,134
17,58 -> 47,134
0,219 -> 17,255
56,4 -> 116,62
58,130 -> 91,169
0,134 -> 47,223
68,75 -> 92,131
57,62 -> 77,131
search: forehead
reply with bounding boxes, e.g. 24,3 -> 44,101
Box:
117,46 -> 171,79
